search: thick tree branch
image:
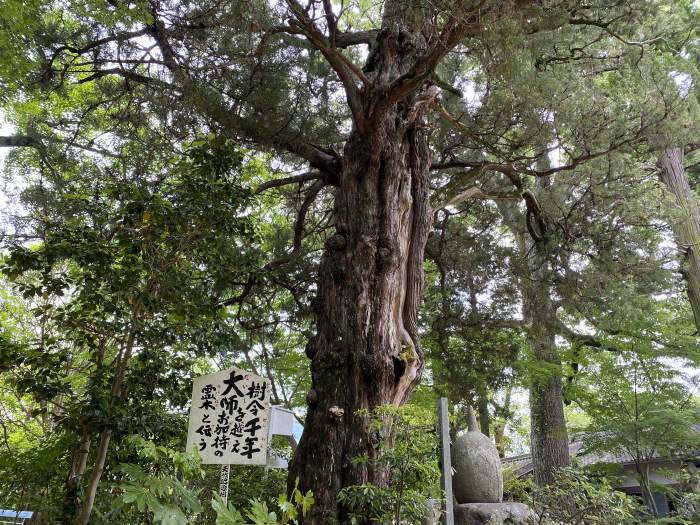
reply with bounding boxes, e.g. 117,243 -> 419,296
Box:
555,318 -> 619,353
257,27 -> 377,53
0,134 -> 120,158
0,135 -> 40,148
282,142 -> 341,180
431,159 -> 521,182
255,171 -> 324,194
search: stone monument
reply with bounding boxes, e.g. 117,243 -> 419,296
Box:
451,407 -> 533,525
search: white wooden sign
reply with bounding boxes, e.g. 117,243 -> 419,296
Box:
186,367 -> 270,465
219,465 -> 231,504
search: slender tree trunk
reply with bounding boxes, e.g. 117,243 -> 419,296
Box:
61,338 -> 105,524
477,387 -> 491,438
636,462 -> 658,516
61,431 -> 91,524
493,386 -> 512,458
74,333 -> 135,524
657,147 -> 700,332
75,429 -> 112,525
500,172 -> 570,486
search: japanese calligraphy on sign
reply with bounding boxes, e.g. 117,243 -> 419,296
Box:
186,367 -> 270,465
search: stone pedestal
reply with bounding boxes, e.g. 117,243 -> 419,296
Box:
454,502 -> 533,525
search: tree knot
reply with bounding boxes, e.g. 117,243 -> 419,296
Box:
328,405 -> 344,423
324,233 -> 347,251
304,337 -> 317,359
306,388 -> 318,407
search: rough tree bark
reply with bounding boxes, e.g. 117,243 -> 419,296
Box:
521,240 -> 570,486
521,169 -> 571,486
657,147 -> 700,333
288,68 -> 433,525
0,1 -> 535,522
286,2 -> 539,515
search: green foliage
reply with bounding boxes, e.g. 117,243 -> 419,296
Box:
337,405 -> 442,525
211,478 -> 313,525
652,465 -> 700,523
573,352 -> 700,466
0,431 -> 70,523
525,467 -> 640,524
110,436 -> 205,525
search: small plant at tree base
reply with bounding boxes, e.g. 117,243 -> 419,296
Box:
524,467 -> 640,525
211,477 -> 314,525
337,404 -> 442,525
109,435 -> 205,525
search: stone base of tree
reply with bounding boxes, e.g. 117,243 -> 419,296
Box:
454,502 -> 533,525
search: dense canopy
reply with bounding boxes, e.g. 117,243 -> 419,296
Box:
1,0 -> 700,524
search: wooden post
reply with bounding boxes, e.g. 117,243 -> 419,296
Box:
437,397 -> 454,525
219,465 -> 230,505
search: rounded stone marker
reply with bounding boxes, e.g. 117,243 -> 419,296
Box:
451,407 -> 503,504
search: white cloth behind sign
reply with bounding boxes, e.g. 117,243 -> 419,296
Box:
265,405 -> 298,469
268,406 -> 295,438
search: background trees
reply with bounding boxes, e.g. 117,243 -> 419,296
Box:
574,352 -> 700,516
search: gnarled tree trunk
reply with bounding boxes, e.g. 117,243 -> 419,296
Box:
289,114 -> 432,525
286,1 -> 538,520
658,147 -> 700,333
288,25 -> 433,524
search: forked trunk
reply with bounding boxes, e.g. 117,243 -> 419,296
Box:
658,147 -> 700,333
636,462 -> 658,516
289,106 -> 432,524
76,429 -> 112,525
74,333 -> 134,524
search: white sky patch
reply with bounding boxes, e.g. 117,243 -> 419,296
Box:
670,71 -> 694,98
